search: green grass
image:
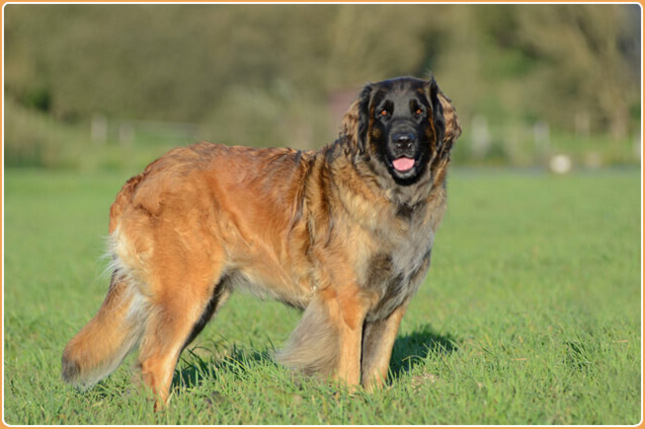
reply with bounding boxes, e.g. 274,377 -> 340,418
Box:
3,167 -> 642,425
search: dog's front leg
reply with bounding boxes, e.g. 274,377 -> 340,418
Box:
329,287 -> 371,388
360,300 -> 409,390
334,319 -> 363,387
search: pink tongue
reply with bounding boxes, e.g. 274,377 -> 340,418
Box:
392,157 -> 415,172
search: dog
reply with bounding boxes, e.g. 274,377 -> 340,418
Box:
62,76 -> 461,406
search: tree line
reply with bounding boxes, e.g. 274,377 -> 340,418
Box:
4,4 -> 640,153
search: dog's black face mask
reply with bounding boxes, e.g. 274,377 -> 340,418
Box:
360,77 -> 445,186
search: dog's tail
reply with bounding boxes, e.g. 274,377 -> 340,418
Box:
62,165 -> 151,389
61,273 -> 147,389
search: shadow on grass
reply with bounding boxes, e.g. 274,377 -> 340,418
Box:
172,343 -> 274,392
173,324 -> 458,393
389,323 -> 459,380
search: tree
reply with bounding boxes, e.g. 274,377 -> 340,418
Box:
512,5 -> 636,139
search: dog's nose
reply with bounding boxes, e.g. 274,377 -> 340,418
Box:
392,132 -> 416,150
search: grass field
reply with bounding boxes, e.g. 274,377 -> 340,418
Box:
3,167 -> 642,425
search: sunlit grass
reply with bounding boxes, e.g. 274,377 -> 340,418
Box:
3,167 -> 641,425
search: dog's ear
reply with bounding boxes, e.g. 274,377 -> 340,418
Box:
341,83 -> 373,153
428,78 -> 461,154
437,91 -> 461,148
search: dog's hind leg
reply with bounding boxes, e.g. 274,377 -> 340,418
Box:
136,260 -> 229,409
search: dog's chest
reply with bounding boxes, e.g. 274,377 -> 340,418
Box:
363,218 -> 435,322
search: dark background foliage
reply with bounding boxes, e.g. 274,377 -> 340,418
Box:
3,4 -> 641,168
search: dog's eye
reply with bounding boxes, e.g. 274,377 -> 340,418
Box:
414,108 -> 423,117
379,109 -> 389,117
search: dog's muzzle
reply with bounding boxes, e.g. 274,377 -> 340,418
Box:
389,131 -> 419,172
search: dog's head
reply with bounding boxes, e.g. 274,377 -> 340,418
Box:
342,76 -> 461,186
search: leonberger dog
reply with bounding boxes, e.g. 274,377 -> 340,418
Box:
62,76 -> 461,406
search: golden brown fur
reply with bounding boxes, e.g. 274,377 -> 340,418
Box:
62,76 -> 461,406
